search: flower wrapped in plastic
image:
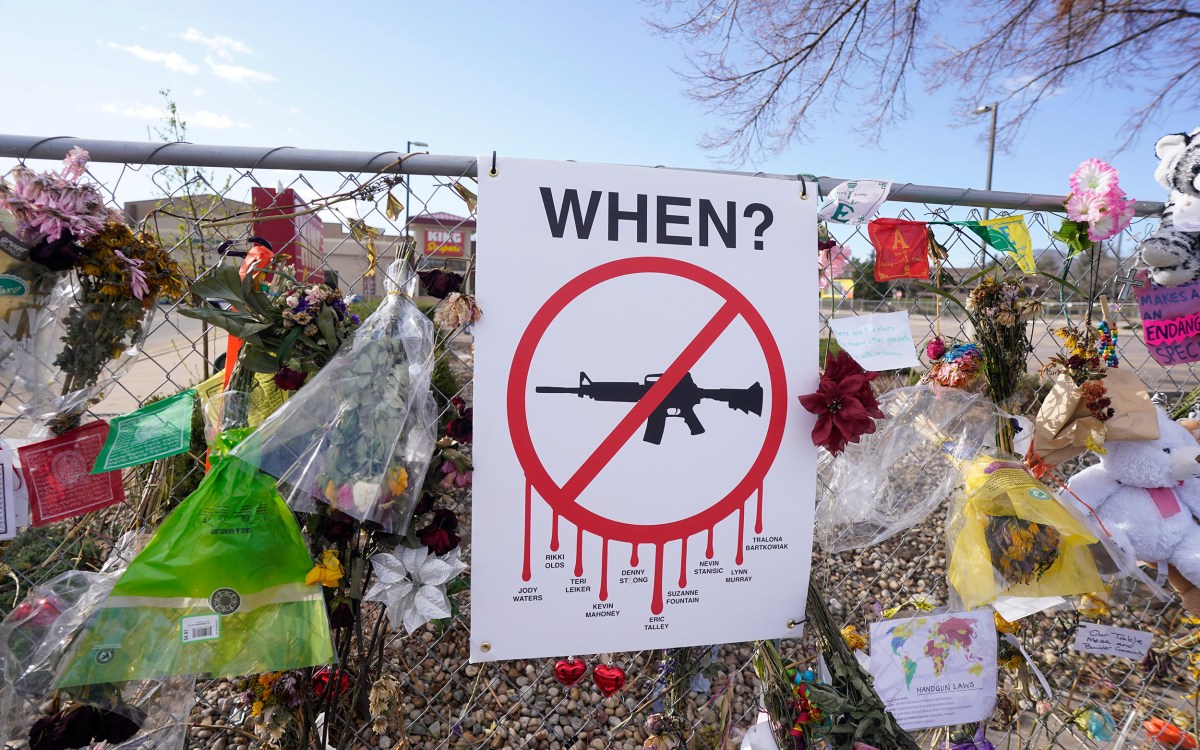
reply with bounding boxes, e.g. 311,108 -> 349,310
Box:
232,260 -> 437,532
0,534 -> 202,750
816,385 -> 995,553
946,453 -> 1157,609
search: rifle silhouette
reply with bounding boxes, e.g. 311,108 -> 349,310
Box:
536,372 -> 763,445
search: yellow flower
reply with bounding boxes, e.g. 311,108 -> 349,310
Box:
251,701 -> 264,718
841,625 -> 867,652
324,480 -> 338,503
1077,593 -> 1110,619
388,466 -> 409,497
994,612 -> 1021,634
306,549 -> 344,587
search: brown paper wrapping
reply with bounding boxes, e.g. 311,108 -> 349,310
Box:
1033,368 -> 1159,466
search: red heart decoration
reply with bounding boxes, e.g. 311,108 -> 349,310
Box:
592,663 -> 626,696
553,658 -> 587,686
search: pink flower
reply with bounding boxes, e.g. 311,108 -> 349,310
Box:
818,241 -> 851,290
438,460 -> 473,489
114,250 -> 148,299
1070,158 -> 1120,197
60,147 -> 90,181
1066,192 -> 1105,223
926,337 -> 946,360
1086,194 -> 1135,242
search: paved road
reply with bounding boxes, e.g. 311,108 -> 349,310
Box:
2,301 -> 1196,438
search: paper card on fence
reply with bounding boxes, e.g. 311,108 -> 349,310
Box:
0,442 -> 24,540
19,422 -> 125,527
1135,273 -> 1200,366
829,311 -> 921,371
92,388 -> 196,473
1072,622 -> 1152,660
868,609 -> 998,731
818,179 -> 891,225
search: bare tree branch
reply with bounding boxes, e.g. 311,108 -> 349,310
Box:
649,0 -> 1200,162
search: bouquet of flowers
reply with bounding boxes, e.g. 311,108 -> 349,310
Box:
1054,159 -> 1135,256
180,261 -> 360,428
0,149 -> 185,433
947,455 -> 1105,609
966,275 -> 1038,406
231,260 -> 437,533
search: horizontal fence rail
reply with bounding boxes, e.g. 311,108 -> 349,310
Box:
0,134 -> 1166,215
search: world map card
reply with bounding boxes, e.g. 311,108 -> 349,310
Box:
868,609 -> 998,730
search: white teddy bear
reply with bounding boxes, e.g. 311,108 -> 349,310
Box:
1067,407 -> 1200,589
1138,127 -> 1200,287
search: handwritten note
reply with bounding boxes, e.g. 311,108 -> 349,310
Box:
829,311 -> 921,371
1072,622 -> 1151,660
1136,272 -> 1200,366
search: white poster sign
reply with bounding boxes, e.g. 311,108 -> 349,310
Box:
868,610 -> 999,731
471,158 -> 818,661
829,311 -> 920,371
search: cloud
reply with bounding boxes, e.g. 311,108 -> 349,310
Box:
192,88 -> 206,97
207,58 -> 277,84
101,103 -> 244,129
102,41 -> 198,74
191,110 -> 248,129
1002,74 -> 1066,99
180,28 -> 252,61
102,102 -> 163,120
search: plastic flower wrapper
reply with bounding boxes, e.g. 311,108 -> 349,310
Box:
945,453 -> 1162,610
2,221 -> 183,436
0,533 -> 198,750
52,446 -> 333,688
364,546 -> 467,633
231,260 -> 437,533
816,385 -> 995,553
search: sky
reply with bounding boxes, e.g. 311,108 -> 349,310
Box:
1,1 -> 1198,221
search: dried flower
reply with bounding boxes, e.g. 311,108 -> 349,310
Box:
433,292 -> 482,330
305,549 -> 344,588
273,367 -> 308,391
418,268 -> 464,299
798,350 -> 884,455
925,337 -> 947,361
418,508 -> 461,555
840,625 -> 867,651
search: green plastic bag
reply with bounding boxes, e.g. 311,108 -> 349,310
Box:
56,453 -> 333,686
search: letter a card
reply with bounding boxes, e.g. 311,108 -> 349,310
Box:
470,157 -> 819,661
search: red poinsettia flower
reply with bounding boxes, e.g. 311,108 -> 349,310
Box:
798,350 -> 885,455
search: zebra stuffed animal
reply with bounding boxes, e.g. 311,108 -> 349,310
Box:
1139,128 -> 1200,287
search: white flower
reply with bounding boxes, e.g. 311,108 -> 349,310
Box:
364,546 -> 466,633
352,480 -> 382,515
285,293 -> 300,309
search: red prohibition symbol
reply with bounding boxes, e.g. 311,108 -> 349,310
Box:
507,257 -> 788,614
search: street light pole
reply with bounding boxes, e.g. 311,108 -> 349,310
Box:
404,140 -> 427,295
974,103 -> 998,219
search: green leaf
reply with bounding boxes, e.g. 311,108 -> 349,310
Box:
324,268 -> 339,288
189,264 -> 249,305
277,326 -> 304,362
316,307 -> 338,351
1052,219 -> 1094,258
1038,271 -> 1087,298
240,348 -> 280,374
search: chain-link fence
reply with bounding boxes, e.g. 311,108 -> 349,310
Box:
0,135 -> 1196,750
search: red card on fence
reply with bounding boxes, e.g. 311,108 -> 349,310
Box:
19,421 -> 125,527
868,219 -> 930,281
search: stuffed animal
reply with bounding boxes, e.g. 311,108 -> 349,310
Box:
1067,407 -> 1200,589
1138,128 -> 1200,287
